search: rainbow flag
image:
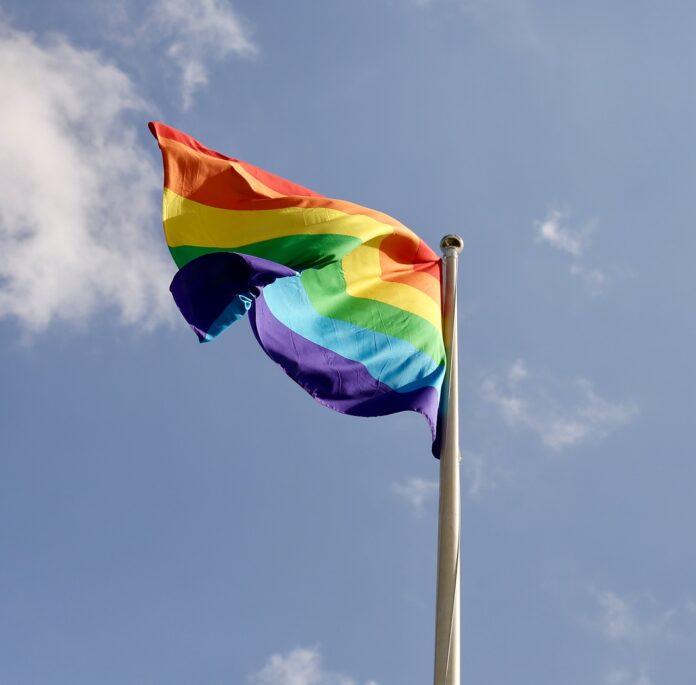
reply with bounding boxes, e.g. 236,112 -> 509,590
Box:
149,122 -> 446,443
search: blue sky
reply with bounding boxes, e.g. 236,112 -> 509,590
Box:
1,1 -> 694,684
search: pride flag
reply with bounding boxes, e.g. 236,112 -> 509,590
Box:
149,122 -> 446,443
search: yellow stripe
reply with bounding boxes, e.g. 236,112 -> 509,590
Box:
163,188 -> 393,248
341,240 -> 442,328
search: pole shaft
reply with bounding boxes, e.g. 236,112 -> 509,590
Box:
433,235 -> 463,685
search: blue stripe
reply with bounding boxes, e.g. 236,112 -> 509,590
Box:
261,275 -> 444,393
203,294 -> 253,341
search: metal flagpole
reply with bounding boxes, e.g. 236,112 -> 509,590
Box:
433,234 -> 464,685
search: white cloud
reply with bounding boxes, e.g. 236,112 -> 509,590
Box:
0,24 -> 173,333
391,450 -> 492,504
393,453 -> 487,511
534,207 -> 609,293
534,208 -> 588,256
482,361 -> 638,450
595,590 -> 645,640
591,588 -> 676,642
150,0 -> 256,109
248,647 -> 375,685
588,589 -> 696,685
508,358 -> 529,384
391,476 -> 438,516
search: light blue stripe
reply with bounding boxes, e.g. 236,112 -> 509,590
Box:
203,293 -> 253,341
261,275 -> 444,393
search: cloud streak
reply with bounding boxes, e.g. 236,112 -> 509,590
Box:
482,360 -> 638,449
534,207 -> 608,294
595,589 -> 649,640
591,588 -> 677,642
588,587 -> 696,685
392,449 -> 489,515
461,450 -> 486,497
535,208 -> 588,256
248,647 -> 376,685
150,0 -> 256,109
0,23 -> 173,333
605,669 -> 653,685
391,476 -> 438,517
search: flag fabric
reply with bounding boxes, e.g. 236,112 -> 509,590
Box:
149,122 -> 446,444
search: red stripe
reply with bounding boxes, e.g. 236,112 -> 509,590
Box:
149,121 -> 235,162
149,121 -> 323,199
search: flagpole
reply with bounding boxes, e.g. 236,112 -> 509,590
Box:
433,234 -> 463,685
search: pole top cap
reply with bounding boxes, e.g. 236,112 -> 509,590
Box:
440,234 -> 464,255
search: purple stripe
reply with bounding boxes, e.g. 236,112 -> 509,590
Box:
169,252 -> 297,342
249,293 -> 439,443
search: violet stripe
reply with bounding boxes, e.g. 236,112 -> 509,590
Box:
249,292 -> 439,440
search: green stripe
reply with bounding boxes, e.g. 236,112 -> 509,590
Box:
169,234 -> 362,270
300,262 -> 445,364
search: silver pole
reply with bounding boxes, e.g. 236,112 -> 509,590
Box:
433,234 -> 463,685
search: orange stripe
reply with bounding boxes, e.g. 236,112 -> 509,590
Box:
150,121 -> 322,198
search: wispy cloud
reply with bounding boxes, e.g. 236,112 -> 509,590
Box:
392,452 -> 487,514
149,0 -> 256,109
535,208 -> 589,256
248,647 -> 376,685
570,263 -> 608,293
481,361 -> 638,449
534,207 -> 608,294
391,477 -> 438,517
0,23 -> 173,333
585,587 -> 696,685
461,450 -> 486,497
591,588 -> 676,642
604,668 -> 653,685
594,590 -> 648,640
